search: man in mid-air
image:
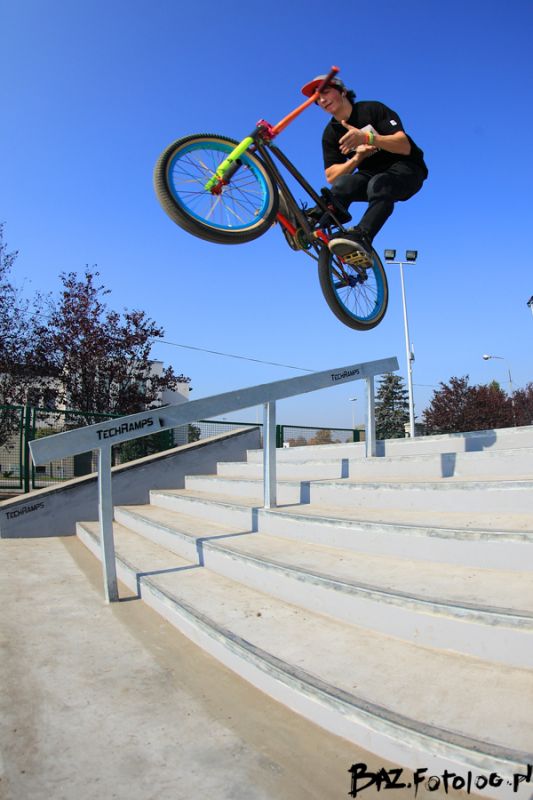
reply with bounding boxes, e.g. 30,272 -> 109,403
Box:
302,74 -> 428,267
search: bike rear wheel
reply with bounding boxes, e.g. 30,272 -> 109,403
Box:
318,247 -> 388,330
153,134 -> 279,244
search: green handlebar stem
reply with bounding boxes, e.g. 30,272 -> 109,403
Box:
204,135 -> 255,191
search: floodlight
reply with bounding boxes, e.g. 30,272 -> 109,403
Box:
384,249 -> 396,261
405,250 -> 418,262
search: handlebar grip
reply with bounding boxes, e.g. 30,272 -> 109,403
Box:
315,66 -> 340,95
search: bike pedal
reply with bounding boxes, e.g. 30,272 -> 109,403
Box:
340,251 -> 372,268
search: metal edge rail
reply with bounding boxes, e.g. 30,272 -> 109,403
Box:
29,356 -> 398,601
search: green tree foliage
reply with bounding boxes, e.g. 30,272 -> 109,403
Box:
423,376 -> 514,433
188,424 -> 201,443
375,373 -> 409,440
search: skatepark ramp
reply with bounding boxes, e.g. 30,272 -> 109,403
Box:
27,361 -> 533,798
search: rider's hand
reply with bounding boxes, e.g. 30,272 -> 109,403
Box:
339,121 -> 366,155
355,144 -> 378,160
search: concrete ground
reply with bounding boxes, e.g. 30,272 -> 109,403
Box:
1,536 -> 475,800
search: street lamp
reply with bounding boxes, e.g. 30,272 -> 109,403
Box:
482,354 -> 514,394
384,249 -> 418,437
482,354 -> 516,425
527,296 -> 533,319
349,397 -> 357,430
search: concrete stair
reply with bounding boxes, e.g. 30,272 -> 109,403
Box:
76,425 -> 533,798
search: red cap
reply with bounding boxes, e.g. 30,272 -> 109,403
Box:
301,74 -> 347,97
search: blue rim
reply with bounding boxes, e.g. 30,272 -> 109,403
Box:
329,252 -> 386,323
167,139 -> 271,232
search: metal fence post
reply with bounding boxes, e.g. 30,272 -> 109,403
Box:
23,405 -> 32,493
365,376 -> 377,457
98,445 -> 119,603
263,402 -> 277,508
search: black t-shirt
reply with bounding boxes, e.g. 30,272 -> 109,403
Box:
322,100 -> 428,177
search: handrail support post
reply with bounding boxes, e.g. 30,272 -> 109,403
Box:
98,445 -> 119,602
263,401 -> 277,508
366,376 -> 377,457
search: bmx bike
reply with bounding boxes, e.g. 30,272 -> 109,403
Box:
153,67 -> 388,331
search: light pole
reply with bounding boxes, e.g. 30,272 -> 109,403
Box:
349,397 -> 357,430
482,354 -> 514,394
482,354 -> 516,425
527,296 -> 533,319
384,249 -> 418,437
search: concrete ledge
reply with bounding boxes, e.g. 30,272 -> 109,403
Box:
0,427 -> 260,539
246,424 -> 533,462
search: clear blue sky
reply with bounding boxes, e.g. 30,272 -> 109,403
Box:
2,0 -> 532,429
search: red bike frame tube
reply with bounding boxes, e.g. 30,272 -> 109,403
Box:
276,212 -> 297,237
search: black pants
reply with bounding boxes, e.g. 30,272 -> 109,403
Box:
331,161 -> 426,241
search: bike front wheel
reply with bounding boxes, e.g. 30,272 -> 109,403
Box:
318,247 -> 389,330
153,134 -> 279,245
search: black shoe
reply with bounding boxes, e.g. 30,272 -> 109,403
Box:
305,191 -> 352,228
328,228 -> 373,268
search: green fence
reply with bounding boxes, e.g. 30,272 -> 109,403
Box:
0,405 -> 122,493
0,405 -> 25,491
0,405 -> 362,495
277,424 -> 361,448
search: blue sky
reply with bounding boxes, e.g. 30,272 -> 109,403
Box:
2,0 -> 532,429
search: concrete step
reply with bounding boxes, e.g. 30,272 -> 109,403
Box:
219,446 -> 533,481
246,441 -> 366,463
312,477 -> 533,514
184,474 -> 533,514
150,489 -> 533,570
349,447 -> 533,480
114,503 -> 533,668
76,519 -> 533,798
217,457 -> 351,481
246,425 -> 533,462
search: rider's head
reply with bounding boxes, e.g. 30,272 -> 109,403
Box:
301,75 -> 356,111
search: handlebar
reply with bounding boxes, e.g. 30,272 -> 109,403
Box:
271,66 -> 341,136
314,66 -> 340,96
204,67 -> 343,192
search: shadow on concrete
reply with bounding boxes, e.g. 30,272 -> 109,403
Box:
440,453 -> 457,477
133,563 -> 201,598
195,529 -> 254,566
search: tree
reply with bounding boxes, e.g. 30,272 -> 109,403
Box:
188,424 -> 201,443
511,383 -> 533,426
0,225 -> 47,444
309,428 -> 334,445
34,269 -> 190,422
375,373 -> 409,439
1,225 -> 31,403
423,376 -> 514,434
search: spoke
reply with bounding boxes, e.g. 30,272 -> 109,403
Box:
222,203 -> 248,224
204,194 -> 222,221
169,141 -> 269,229
331,263 -> 380,320
198,159 -> 216,176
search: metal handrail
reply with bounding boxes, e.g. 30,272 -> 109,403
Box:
29,356 -> 398,602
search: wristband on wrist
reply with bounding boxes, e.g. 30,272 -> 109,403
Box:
366,130 -> 375,145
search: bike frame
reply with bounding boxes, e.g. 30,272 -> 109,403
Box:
204,66 -> 350,259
